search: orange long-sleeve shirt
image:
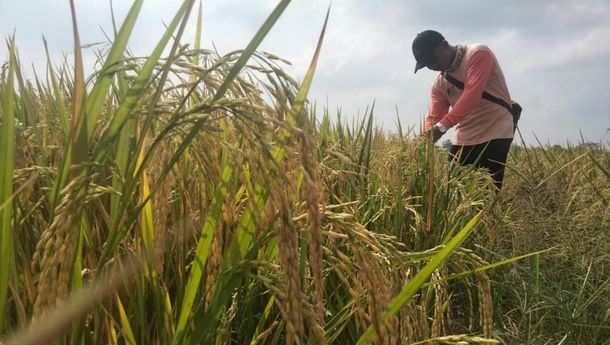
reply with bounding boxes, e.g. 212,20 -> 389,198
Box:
424,44 -> 514,146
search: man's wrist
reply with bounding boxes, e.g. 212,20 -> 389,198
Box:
434,123 -> 447,133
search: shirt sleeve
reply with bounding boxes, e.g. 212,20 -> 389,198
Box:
423,86 -> 450,131
438,50 -> 495,128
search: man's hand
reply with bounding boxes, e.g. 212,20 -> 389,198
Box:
423,125 -> 444,143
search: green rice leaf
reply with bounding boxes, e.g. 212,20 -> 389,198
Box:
357,211 -> 483,344
0,36 -> 17,334
85,0 -> 143,137
172,153 -> 234,344
93,0 -> 195,163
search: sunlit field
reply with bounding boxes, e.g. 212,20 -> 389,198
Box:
1,1 -> 608,344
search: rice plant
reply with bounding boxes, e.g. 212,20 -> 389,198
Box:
0,1 -> 608,345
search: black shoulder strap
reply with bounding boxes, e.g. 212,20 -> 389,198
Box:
443,72 -> 512,112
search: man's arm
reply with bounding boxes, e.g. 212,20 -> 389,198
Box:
437,50 -> 495,129
424,86 -> 450,131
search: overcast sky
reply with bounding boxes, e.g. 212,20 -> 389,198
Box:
1,0 -> 609,145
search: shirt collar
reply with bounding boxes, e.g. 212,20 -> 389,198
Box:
446,45 -> 464,73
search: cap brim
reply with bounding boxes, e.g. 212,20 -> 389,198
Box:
414,60 -> 426,74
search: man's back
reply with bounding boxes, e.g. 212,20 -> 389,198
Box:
428,44 -> 514,145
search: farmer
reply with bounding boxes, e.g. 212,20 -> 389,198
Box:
413,30 -> 517,189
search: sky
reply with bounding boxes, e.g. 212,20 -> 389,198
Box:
1,0 -> 609,146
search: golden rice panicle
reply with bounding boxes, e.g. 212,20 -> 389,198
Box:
398,300 -> 419,344
150,152 -> 175,275
300,294 -> 325,344
476,272 -> 494,342
459,249 -> 494,340
204,219 -> 224,309
296,106 -> 325,329
326,246 -> 368,331
32,177 -> 85,317
274,180 -> 304,345
430,270 -> 446,343
382,266 -> 398,345
355,248 -> 388,345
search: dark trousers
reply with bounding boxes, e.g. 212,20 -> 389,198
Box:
449,138 -> 513,189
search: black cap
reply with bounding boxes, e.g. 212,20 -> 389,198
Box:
412,30 -> 445,73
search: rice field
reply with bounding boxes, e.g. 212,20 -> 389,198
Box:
0,1 -> 608,344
